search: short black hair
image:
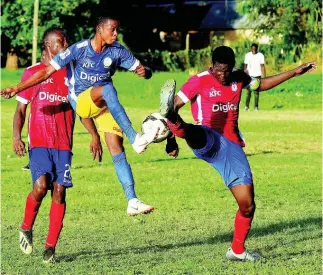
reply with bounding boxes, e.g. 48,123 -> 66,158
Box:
42,26 -> 67,48
212,46 -> 235,66
251,43 -> 258,49
96,12 -> 119,29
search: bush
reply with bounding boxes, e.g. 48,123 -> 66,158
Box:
136,42 -> 321,74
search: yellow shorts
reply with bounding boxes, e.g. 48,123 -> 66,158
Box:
75,88 -> 123,140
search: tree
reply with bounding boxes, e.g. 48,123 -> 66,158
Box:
236,0 -> 322,60
1,0 -> 99,69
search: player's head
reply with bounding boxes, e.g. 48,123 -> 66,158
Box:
211,46 -> 235,85
95,13 -> 119,45
42,26 -> 68,59
251,43 -> 258,54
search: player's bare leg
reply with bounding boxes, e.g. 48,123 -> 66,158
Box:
90,86 -> 158,154
226,184 -> 262,261
104,132 -> 154,216
20,175 -> 49,255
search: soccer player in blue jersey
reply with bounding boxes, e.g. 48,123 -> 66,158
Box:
1,13 -> 156,215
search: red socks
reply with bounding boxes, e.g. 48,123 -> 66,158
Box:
45,203 -> 66,249
167,119 -> 186,138
231,210 -> 253,254
21,193 -> 41,230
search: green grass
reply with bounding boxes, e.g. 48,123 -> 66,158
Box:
1,69 -> 322,274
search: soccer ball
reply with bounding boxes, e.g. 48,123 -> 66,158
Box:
141,112 -> 171,143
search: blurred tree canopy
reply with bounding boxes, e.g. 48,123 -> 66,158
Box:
237,0 -> 322,57
1,0 -> 99,68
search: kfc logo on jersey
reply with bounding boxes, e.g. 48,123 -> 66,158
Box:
212,102 -> 238,112
231,82 -> 238,92
39,91 -> 68,103
209,88 -> 221,97
82,59 -> 95,68
41,78 -> 54,84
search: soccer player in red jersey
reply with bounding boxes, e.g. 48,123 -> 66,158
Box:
12,27 -> 86,263
160,46 -> 316,261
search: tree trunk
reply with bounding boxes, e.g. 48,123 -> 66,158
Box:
6,52 -> 18,70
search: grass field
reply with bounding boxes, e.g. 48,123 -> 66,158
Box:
1,69 -> 322,274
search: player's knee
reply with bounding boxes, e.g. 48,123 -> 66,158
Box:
52,184 -> 66,204
33,180 -> 49,201
239,201 -> 256,218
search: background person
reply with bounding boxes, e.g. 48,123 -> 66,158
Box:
244,43 -> 266,111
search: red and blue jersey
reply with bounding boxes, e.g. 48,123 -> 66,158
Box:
16,63 -> 75,151
178,69 -> 247,146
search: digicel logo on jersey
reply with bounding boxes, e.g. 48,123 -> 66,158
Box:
212,102 -> 238,112
39,91 -> 68,103
80,71 -> 110,83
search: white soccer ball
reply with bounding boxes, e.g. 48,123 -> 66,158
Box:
141,112 -> 171,143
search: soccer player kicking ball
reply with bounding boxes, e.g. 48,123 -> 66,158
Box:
1,13 -> 155,215
13,27 -> 75,263
159,46 -> 316,261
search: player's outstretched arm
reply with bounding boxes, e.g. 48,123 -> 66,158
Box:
13,102 -> 28,157
79,117 -> 102,162
1,65 -> 56,99
260,62 -> 316,91
134,64 -> 152,79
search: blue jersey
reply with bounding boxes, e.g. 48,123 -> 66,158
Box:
50,39 -> 139,109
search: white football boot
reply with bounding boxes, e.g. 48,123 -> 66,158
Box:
19,229 -> 33,255
159,79 -> 176,118
226,248 -> 263,262
127,198 -> 154,216
132,127 -> 159,154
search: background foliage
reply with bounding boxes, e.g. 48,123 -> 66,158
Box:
1,0 -> 321,72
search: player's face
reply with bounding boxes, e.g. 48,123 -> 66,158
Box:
211,62 -> 233,85
47,32 -> 69,58
99,19 -> 118,45
251,46 -> 257,54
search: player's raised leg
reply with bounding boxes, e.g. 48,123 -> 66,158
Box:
159,79 -> 207,149
90,85 -> 158,154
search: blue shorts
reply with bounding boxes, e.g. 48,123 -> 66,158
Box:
29,148 -> 73,188
192,126 -> 253,189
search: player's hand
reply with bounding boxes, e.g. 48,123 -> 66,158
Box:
1,86 -> 18,99
134,64 -> 146,77
165,135 -> 179,159
295,62 -> 317,76
90,134 -> 102,162
13,139 -> 27,157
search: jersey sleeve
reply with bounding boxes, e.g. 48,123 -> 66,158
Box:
16,69 -> 35,104
50,43 -> 80,70
260,53 -> 265,64
117,45 -> 139,71
177,76 -> 200,103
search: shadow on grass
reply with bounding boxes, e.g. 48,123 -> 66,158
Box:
150,156 -> 198,163
246,151 -> 275,157
59,216 -> 321,263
